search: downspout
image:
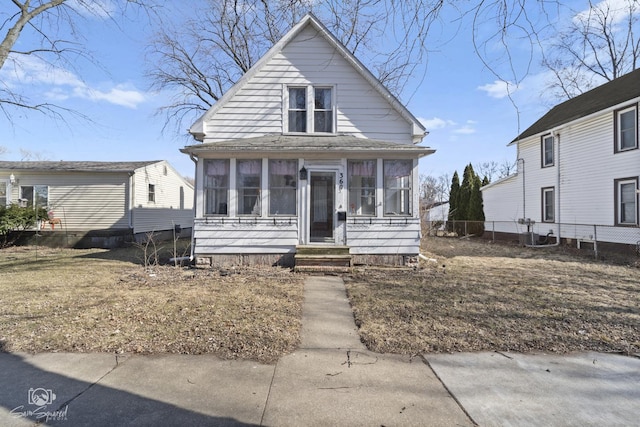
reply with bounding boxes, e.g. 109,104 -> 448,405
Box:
128,172 -> 134,229
527,129 -> 561,247
188,152 -> 198,263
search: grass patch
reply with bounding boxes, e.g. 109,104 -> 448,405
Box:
346,237 -> 640,355
0,246 -> 303,363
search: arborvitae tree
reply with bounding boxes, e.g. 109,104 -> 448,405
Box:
447,171 -> 460,228
448,164 -> 486,236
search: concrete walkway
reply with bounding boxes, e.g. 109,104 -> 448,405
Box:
1,275 -> 638,426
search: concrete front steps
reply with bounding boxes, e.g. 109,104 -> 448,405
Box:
294,245 -> 351,273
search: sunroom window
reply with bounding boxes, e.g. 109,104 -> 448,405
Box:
348,160 -> 376,216
269,159 -> 297,215
384,160 -> 412,216
204,159 -> 229,215
237,159 -> 261,216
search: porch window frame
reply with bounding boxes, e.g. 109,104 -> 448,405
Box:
383,159 -> 412,217
347,160 -> 377,216
236,159 -> 262,216
203,159 -> 230,216
268,159 -> 298,216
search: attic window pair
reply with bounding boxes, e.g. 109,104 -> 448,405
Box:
287,86 -> 333,133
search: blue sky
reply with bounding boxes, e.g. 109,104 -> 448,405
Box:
0,1 -> 613,180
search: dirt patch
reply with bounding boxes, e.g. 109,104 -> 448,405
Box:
345,237 -> 640,355
0,246 -> 303,363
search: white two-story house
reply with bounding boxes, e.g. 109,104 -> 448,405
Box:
482,69 -> 640,250
181,13 -> 434,267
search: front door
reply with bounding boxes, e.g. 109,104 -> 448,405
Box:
310,172 -> 335,243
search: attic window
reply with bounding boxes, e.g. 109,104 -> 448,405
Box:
286,86 -> 334,134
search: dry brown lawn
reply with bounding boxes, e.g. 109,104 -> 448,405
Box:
346,237 -> 640,355
0,245 -> 303,363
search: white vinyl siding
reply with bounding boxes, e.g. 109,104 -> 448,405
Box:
202,25 -> 413,143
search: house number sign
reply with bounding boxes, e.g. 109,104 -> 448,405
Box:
338,172 -> 344,191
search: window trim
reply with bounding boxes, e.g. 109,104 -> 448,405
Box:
236,159 -> 262,217
541,186 -> 555,223
614,177 -> 638,226
284,85 -> 336,135
347,160 -> 377,217
383,159 -> 413,217
541,134 -> 554,167
19,184 -> 48,209
614,104 -> 638,153
203,159 -> 230,217
148,184 -> 156,203
268,159 -> 298,217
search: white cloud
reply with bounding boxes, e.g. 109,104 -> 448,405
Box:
419,117 -> 456,130
574,0 -> 639,26
453,121 -> 477,135
477,80 -> 520,99
66,0 -> 115,19
1,54 -> 146,109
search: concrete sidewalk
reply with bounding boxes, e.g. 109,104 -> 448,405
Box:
0,275 -> 638,426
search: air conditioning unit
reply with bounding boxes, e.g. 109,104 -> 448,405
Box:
519,232 -> 539,246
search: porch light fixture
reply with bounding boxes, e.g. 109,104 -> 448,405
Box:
299,166 -> 307,180
9,174 -> 16,185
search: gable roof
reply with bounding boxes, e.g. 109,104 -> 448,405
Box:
181,134 -> 433,157
189,13 -> 426,142
512,68 -> 640,143
0,161 -> 161,173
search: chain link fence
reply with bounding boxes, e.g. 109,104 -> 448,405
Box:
423,219 -> 640,261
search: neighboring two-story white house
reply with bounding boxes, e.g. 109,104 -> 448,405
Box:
482,69 -> 640,250
182,14 -> 434,267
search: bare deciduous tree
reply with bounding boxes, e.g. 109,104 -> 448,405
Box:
475,161 -> 499,182
542,0 -> 639,100
498,159 -> 517,178
0,0 -> 156,121
420,173 -> 450,207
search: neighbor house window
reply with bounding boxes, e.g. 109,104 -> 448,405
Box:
204,159 -> 229,215
542,187 -> 555,222
542,134 -> 554,167
286,86 -> 334,133
148,184 -> 155,203
348,160 -> 376,216
384,160 -> 412,216
0,181 -> 6,207
237,159 -> 262,216
20,185 -> 48,209
615,177 -> 638,225
615,105 -> 637,152
269,159 -> 297,215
